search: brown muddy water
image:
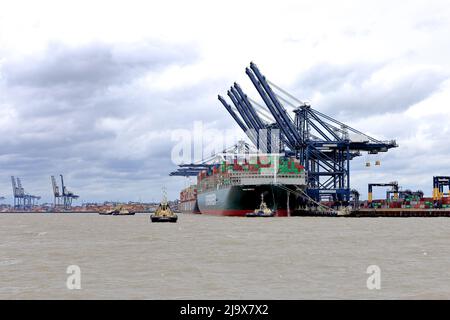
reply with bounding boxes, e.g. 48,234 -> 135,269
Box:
1,212 -> 450,299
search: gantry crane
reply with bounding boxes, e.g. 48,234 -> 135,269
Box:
51,175 -> 61,207
368,182 -> 399,206
60,174 -> 79,209
216,62 -> 398,204
11,176 -> 40,210
433,176 -> 450,203
11,176 -> 20,208
50,175 -> 79,209
368,182 -> 424,207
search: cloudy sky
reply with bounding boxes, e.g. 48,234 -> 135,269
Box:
1,0 -> 450,203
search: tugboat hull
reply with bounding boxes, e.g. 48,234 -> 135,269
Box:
112,212 -> 135,216
150,215 -> 178,223
246,211 -> 276,217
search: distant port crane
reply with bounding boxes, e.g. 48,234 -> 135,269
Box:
433,176 -> 450,201
368,182 -> 399,206
11,176 -> 41,210
368,182 -> 425,207
51,175 -> 61,207
51,175 -> 79,209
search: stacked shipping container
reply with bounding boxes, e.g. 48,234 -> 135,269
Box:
198,156 -> 304,181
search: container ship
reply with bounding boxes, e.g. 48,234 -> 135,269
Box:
180,156 -> 306,217
179,185 -> 200,213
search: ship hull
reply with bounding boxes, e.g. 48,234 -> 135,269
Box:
197,185 -> 298,217
179,199 -> 200,214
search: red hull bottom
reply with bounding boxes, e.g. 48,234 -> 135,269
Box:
199,209 -> 289,217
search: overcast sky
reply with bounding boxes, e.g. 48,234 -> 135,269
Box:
1,0 -> 450,203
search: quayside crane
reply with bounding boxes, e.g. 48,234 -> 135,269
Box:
11,176 -> 41,210
217,62 -> 397,204
51,175 -> 61,207
171,62 -> 398,206
51,174 -> 79,209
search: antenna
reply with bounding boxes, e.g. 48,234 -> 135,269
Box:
162,186 -> 167,204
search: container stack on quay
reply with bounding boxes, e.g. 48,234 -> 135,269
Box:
362,197 -> 441,210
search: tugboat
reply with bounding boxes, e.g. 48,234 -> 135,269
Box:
99,205 -> 135,216
246,194 -> 276,217
151,190 -> 178,223
112,205 -> 135,215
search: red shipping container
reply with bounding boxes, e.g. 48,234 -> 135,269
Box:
442,197 -> 450,204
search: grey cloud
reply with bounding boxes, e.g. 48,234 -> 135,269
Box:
0,41 -> 207,202
294,62 -> 383,93
1,41 -> 199,121
3,41 -> 197,88
349,112 -> 450,198
290,62 -> 448,118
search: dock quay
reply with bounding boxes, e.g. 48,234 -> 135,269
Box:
350,208 -> 450,218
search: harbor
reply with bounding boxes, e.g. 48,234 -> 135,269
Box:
351,208 -> 450,218
173,63 -> 450,219
1,63 -> 449,218
1,0 -> 450,304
